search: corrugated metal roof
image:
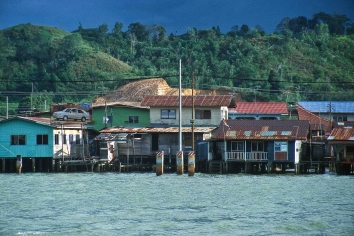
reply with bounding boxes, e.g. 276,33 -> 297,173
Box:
298,101 -> 354,113
229,102 -> 288,114
141,95 -> 233,107
328,128 -> 354,141
0,117 -> 93,129
213,120 -> 309,140
100,126 -> 216,133
297,104 -> 332,132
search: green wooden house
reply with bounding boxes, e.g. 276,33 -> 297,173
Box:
91,103 -> 150,131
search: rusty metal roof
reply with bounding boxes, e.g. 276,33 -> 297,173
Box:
141,95 -> 233,107
297,103 -> 332,132
213,120 -> 309,140
0,117 -> 93,129
229,102 -> 288,114
100,126 -> 216,133
328,128 -> 354,141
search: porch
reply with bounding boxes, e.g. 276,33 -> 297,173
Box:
224,151 -> 268,161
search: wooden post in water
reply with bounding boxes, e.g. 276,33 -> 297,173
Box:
2,159 -> 5,173
176,151 -> 184,175
16,155 -> 22,174
32,158 -> 36,172
156,151 -> 164,176
188,151 -> 195,176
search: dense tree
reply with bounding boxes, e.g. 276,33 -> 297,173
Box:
1,11 -> 354,116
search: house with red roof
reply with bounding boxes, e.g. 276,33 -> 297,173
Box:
228,102 -> 288,120
209,119 -> 311,174
141,95 -> 235,127
93,95 -> 235,167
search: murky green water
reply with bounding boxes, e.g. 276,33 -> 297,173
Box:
0,172 -> 353,235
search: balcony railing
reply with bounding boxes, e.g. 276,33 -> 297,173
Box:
225,151 -> 268,161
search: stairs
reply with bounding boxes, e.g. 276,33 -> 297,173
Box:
209,161 -> 223,174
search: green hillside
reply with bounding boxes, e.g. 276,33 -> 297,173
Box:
0,12 -> 354,116
0,24 -> 134,115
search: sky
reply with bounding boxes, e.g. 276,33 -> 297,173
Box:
1,0 -> 354,35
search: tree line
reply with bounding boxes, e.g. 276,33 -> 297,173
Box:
0,12 -> 353,115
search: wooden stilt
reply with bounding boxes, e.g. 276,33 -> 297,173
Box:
188,151 -> 195,176
2,159 -> 5,173
156,151 -> 164,176
32,158 -> 36,172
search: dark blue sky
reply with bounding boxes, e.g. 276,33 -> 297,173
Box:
1,0 -> 353,34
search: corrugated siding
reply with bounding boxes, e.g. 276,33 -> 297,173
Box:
0,119 -> 53,158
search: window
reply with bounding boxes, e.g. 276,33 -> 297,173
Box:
37,134 -> 48,145
312,130 -> 325,137
69,134 -> 73,144
333,116 -> 347,121
161,109 -> 176,119
75,134 -> 81,144
259,117 -> 278,120
231,141 -> 244,151
129,116 -> 139,123
62,134 -> 67,144
11,135 -> 26,145
55,134 -> 59,145
195,110 -> 211,119
274,141 -> 288,161
252,141 -> 267,151
236,117 -> 255,120
184,134 -> 192,148
274,142 -> 287,152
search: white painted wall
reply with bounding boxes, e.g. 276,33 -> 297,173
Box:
149,106 -> 228,126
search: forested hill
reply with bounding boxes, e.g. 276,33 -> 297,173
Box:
0,11 -> 354,115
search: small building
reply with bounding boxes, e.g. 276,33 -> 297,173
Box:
210,119 -> 310,174
141,95 -> 235,127
91,102 -> 150,131
328,121 -> 354,175
298,101 -> 354,121
228,102 -> 288,120
297,103 -> 332,163
0,117 -> 95,173
95,126 -> 215,166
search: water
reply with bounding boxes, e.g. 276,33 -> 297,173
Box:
0,172 -> 353,236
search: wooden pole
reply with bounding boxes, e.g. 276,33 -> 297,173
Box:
176,151 -> 184,175
156,151 -> 164,176
188,151 -> 195,176
16,155 -> 22,174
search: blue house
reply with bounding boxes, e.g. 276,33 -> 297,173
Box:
210,119 -> 310,174
0,117 -> 94,173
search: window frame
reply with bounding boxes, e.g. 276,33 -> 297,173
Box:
195,109 -> 211,119
251,141 -> 267,152
231,141 -> 244,151
274,141 -> 288,152
129,116 -> 139,124
161,109 -> 176,119
55,134 -> 59,145
10,135 -> 26,145
36,134 -> 49,145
